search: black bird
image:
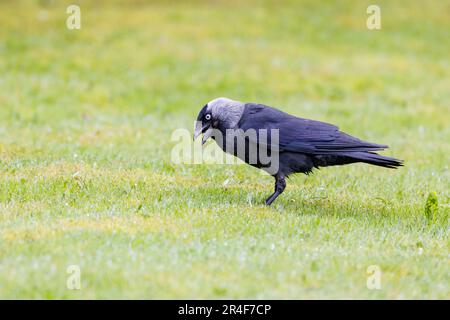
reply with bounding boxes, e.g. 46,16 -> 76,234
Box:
194,98 -> 403,205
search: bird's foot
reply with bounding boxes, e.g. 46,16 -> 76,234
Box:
265,174 -> 286,206
265,193 -> 279,206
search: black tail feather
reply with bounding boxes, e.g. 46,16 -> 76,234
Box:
347,151 -> 403,169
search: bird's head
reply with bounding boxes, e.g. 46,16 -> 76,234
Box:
193,97 -> 245,145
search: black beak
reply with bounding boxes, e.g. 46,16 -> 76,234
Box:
193,121 -> 211,145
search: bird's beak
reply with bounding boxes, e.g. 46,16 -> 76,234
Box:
193,121 -> 212,145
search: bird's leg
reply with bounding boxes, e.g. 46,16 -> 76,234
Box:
265,174 -> 286,206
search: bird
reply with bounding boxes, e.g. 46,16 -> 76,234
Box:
194,97 -> 403,205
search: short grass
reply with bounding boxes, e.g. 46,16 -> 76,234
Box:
0,0 -> 448,299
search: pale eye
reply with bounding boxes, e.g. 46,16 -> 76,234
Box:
205,114 -> 211,120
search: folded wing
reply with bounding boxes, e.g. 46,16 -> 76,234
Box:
238,103 -> 388,155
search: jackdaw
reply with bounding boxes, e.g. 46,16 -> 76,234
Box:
194,97 -> 403,205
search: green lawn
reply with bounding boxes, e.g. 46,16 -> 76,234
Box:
0,0 -> 448,299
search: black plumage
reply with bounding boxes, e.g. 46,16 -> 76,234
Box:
195,98 -> 403,205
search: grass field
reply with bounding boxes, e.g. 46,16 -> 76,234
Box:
0,0 -> 448,299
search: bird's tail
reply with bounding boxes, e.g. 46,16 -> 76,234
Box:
347,151 -> 403,169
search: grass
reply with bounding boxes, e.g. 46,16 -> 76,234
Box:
0,0 -> 449,299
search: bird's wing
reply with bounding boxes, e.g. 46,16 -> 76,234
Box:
238,103 -> 388,154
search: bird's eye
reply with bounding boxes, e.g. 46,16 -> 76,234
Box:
205,114 -> 211,120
